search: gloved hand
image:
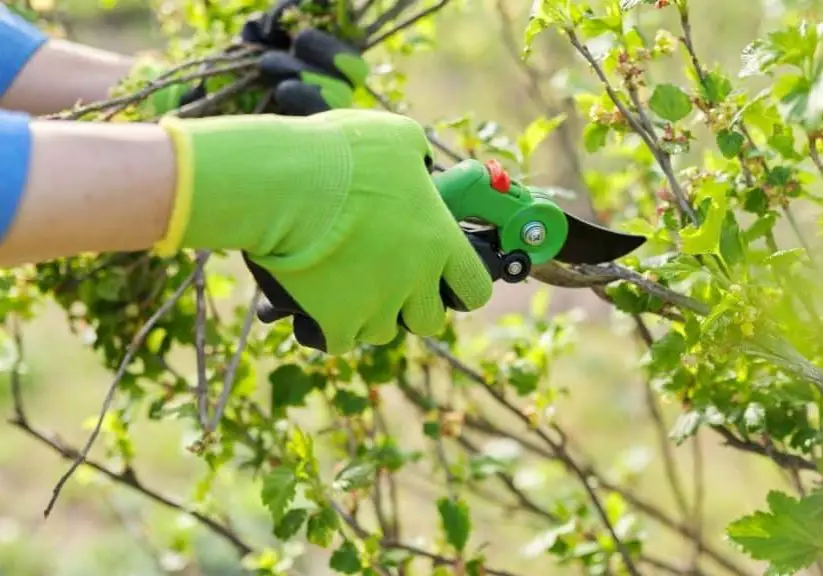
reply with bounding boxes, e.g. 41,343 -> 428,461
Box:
155,109 -> 494,355
176,3 -> 367,115
136,3 -> 367,117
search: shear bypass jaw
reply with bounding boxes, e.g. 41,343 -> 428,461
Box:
432,159 -> 648,311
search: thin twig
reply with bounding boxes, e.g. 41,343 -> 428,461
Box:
102,496 -> 167,572
9,315 -> 26,424
455,435 -> 560,522
645,377 -> 690,519
678,8 -> 707,87
680,5 -> 820,274
809,136 -> 823,176
363,0 -> 417,39
49,56 -> 259,121
466,416 -> 749,576
174,72 -> 261,119
382,541 -> 518,576
424,128 -> 465,163
634,317 -> 691,522
10,419 -> 253,556
643,554 -> 706,576
422,367 -> 457,492
495,0 -> 588,204
42,256 -> 208,518
364,0 -> 451,49
565,29 -> 697,223
689,431 -> 705,573
374,408 -> 402,541
711,426 -> 816,471
195,251 -> 210,429
423,339 -> 642,576
334,501 -> 508,576
534,261 -> 711,315
354,0 -> 380,22
207,288 -> 261,432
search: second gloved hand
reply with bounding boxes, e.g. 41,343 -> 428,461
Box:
155,109 -> 493,354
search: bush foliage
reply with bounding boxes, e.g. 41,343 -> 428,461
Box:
5,0 -> 823,574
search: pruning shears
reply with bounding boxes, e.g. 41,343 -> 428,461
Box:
430,158 -> 645,308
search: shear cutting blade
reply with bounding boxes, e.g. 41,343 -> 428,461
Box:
553,211 -> 647,265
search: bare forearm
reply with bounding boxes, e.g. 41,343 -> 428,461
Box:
1,39 -> 135,116
0,121 -> 175,267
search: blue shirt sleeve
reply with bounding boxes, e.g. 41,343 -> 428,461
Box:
0,4 -> 47,98
0,109 -> 33,243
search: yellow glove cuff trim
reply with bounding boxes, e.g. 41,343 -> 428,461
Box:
154,116 -> 194,257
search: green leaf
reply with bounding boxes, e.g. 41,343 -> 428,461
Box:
702,70 -> 733,103
274,508 -> 308,540
269,364 -> 314,410
330,541 -> 362,574
727,487 -> 823,574
610,284 -> 664,314
333,389 -> 369,416
583,123 -> 610,152
768,127 -> 802,160
716,129 -> 744,158
466,557 -> 486,576
774,74 -> 812,124
579,13 -> 621,39
261,468 -> 297,524
650,330 -> 686,371
744,212 -> 777,244
523,0 -> 570,59
507,357 -> 541,395
334,460 -> 377,492
518,114 -> 566,160
380,548 -> 413,567
719,211 -> 746,266
680,180 -> 729,255
307,505 -> 339,548
437,497 -> 471,552
423,420 -> 441,439
648,84 -> 693,122
743,188 -> 770,216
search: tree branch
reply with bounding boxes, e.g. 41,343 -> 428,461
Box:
422,338 -> 643,576
689,431 -> 705,573
422,338 -> 751,576
711,426 -> 817,472
10,418 -> 253,557
565,29 -> 697,223
335,500 -> 516,576
42,255 -> 208,518
207,288 -> 261,432
48,54 -> 259,121
195,251 -> 211,429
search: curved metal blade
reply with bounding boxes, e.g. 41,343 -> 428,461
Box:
554,211 -> 647,264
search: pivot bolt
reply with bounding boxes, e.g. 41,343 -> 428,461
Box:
522,222 -> 546,246
506,261 -> 524,277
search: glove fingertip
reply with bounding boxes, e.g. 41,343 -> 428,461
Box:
293,315 -> 328,352
443,250 -> 494,312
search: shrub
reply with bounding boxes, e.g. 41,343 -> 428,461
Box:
4,0 -> 823,574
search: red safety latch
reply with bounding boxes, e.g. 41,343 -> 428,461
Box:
485,159 -> 511,193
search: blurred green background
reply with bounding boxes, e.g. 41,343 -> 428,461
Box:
0,0 -> 815,574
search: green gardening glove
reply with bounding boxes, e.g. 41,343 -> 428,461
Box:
155,108 -> 494,354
